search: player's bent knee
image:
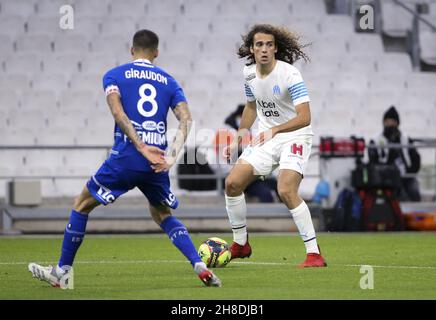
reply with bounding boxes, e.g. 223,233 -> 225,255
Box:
150,205 -> 172,225
225,177 -> 244,196
73,187 -> 100,214
277,187 -> 298,205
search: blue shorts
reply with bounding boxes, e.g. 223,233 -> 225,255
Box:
87,161 -> 179,209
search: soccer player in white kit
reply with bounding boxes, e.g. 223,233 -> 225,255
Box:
224,24 -> 327,268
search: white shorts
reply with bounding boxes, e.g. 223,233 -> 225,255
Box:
239,134 -> 313,176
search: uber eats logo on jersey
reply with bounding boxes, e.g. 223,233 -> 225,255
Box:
258,100 -> 279,117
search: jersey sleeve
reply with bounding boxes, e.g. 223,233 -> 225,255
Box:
287,68 -> 310,106
103,70 -> 121,97
244,82 -> 255,102
169,79 -> 187,108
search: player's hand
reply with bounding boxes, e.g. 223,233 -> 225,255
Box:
250,128 -> 277,147
138,145 -> 165,165
223,143 -> 239,163
152,156 -> 176,173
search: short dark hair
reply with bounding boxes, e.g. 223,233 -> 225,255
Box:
133,29 -> 159,51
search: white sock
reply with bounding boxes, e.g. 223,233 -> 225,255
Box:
290,201 -> 319,254
225,193 -> 247,245
193,262 -> 208,275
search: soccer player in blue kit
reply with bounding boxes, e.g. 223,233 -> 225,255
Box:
28,30 -> 221,288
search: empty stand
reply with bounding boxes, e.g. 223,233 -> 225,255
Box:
0,0 -> 435,200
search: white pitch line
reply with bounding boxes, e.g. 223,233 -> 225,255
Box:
1,260 -> 436,270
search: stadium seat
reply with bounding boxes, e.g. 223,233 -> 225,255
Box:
42,53 -> 82,75
71,16 -> 102,37
254,1 -> 293,19
319,15 -> 355,36
0,0 -> 36,17
89,34 -> 128,55
212,90 -> 246,114
58,149 -> 108,176
290,0 -> 327,16
146,0 -> 184,17
364,90 -> 402,114
192,56 -> 232,77
406,72 -> 436,95
175,17 -> 212,36
0,73 -> 30,94
303,54 -> 341,75
35,127 -> 77,146
69,73 -> 102,93
0,34 -> 14,55
0,15 -> 26,36
368,74 -> 407,92
25,15 -> 62,36
419,30 -> 436,66
35,0 -> 67,16
153,53 -> 193,79
58,90 -> 98,116
14,34 -> 53,53
397,91 -> 435,114
6,109 -> 48,131
333,73 -> 370,93
30,73 -> 69,93
381,0 -> 415,37
20,150 -> 65,176
286,18 -> 321,41
200,35 -> 241,56
303,73 -> 334,92
108,0 -> 146,17
347,33 -> 384,53
326,90 -> 363,114
183,75 -> 221,93
217,0 -> 256,17
375,52 -> 414,74
80,54 -> 119,78
73,0 -> 111,17
0,90 -> 20,115
21,90 -> 58,113
210,18 -> 249,36
100,16 -> 139,38
75,128 -> 114,146
53,34 -> 89,53
136,16 -> 176,38
0,150 -> 26,176
3,53 -> 43,75
307,36 -> 347,57
182,0 -> 220,18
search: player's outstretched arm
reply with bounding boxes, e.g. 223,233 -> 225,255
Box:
106,92 -> 165,165
251,102 -> 311,147
224,101 -> 257,161
153,101 -> 192,173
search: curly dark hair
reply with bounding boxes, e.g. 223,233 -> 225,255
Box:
238,24 -> 310,66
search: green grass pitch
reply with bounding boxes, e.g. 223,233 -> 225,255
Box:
1,232 -> 436,300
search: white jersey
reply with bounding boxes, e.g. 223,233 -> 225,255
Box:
243,60 -> 313,137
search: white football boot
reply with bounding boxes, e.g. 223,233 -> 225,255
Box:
194,262 -> 222,287
28,263 -> 74,289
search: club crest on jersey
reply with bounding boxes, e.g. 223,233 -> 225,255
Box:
273,85 -> 280,95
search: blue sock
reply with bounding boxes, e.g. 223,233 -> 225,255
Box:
160,216 -> 202,267
58,210 -> 88,268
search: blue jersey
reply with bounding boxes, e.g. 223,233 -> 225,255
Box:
102,59 -> 187,171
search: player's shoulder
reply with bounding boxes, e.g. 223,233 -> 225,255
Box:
243,63 -> 256,82
277,60 -> 302,74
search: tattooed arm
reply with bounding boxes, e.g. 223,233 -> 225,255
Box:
154,101 -> 192,173
106,92 -> 165,165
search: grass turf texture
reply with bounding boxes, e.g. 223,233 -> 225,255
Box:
1,232 -> 435,300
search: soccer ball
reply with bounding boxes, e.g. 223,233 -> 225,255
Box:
198,237 -> 231,268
